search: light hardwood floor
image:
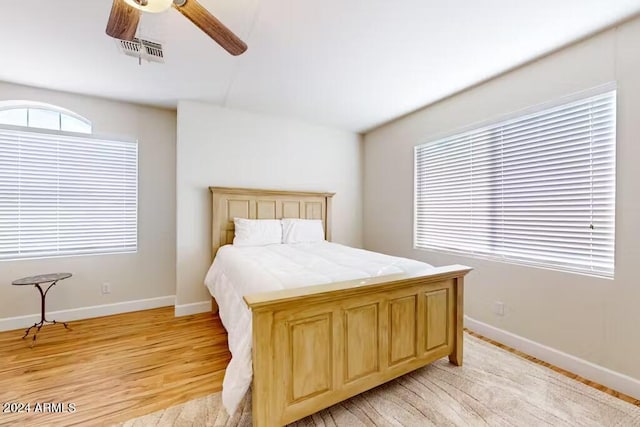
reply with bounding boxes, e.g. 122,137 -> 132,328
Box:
0,307 -> 637,427
0,307 -> 230,426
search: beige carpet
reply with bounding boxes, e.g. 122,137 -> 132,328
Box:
120,334 -> 640,426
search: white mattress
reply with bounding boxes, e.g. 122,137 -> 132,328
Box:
204,241 -> 434,416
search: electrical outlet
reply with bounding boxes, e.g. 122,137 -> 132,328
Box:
101,282 -> 111,295
494,301 -> 505,316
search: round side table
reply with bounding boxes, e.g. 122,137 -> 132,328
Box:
12,273 -> 72,347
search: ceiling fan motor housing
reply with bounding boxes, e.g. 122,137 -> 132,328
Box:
124,0 -> 172,13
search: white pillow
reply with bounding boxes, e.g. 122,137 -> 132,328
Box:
233,218 -> 282,247
281,218 -> 325,244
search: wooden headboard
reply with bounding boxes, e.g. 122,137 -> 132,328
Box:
209,187 -> 335,258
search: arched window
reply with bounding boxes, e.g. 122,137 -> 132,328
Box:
0,101 -> 137,261
0,101 -> 92,134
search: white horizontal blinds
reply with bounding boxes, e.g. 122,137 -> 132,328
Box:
499,91 -> 615,275
415,89 -> 616,277
415,133 -> 473,251
0,128 -> 137,260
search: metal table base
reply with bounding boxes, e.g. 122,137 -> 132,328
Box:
18,278 -> 72,347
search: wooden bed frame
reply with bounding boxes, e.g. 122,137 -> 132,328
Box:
209,187 -> 471,427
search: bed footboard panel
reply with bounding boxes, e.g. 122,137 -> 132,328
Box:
247,266 -> 470,427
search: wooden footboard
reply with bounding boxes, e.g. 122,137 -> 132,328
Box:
244,264 -> 471,427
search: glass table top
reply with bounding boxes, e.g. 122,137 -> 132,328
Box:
12,273 -> 72,286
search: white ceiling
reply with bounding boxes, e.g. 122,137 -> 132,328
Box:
1,1 -> 639,132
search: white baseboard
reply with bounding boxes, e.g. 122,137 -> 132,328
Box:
174,300 -> 211,317
0,295 -> 175,333
464,315 -> 640,401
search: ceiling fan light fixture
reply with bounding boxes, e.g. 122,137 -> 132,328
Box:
123,0 -> 173,13
106,0 -> 247,55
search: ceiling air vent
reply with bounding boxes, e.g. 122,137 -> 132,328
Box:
116,38 -> 164,64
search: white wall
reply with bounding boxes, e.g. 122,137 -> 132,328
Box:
0,82 -> 176,321
364,18 -> 640,382
176,101 -> 363,307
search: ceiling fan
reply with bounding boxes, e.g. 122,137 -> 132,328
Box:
105,0 -> 247,56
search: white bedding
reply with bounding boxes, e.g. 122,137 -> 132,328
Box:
203,241 -> 434,416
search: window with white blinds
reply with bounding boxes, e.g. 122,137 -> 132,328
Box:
0,127 -> 137,261
415,89 -> 616,277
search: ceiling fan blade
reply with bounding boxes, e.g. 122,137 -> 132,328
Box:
172,0 -> 247,56
105,0 -> 140,41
